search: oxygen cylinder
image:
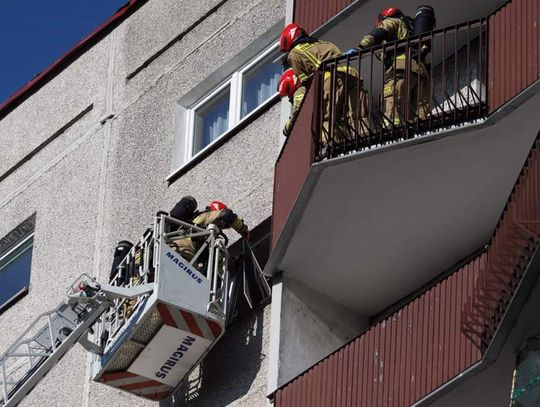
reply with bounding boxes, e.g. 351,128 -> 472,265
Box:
109,240 -> 133,283
413,5 -> 436,35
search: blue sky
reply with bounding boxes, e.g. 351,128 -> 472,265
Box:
0,0 -> 128,104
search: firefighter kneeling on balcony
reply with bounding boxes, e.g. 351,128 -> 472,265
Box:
172,200 -> 249,263
279,23 -> 363,145
358,7 -> 430,127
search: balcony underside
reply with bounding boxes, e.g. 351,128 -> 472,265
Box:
269,85 -> 540,318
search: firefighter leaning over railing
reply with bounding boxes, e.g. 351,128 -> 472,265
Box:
277,23 -> 365,146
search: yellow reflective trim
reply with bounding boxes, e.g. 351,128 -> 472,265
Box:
383,85 -> 394,96
395,54 -> 406,60
298,73 -> 309,81
293,44 -> 322,68
304,50 -> 322,67
295,42 -> 314,52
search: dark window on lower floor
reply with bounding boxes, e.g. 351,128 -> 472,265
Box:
0,216 -> 35,315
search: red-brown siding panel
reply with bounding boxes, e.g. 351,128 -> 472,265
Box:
293,0 -> 353,33
463,134 -> 540,350
274,131 -> 540,406
271,76 -> 317,249
489,0 -> 540,112
274,259 -> 482,407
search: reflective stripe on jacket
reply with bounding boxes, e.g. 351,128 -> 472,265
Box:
287,40 -> 343,83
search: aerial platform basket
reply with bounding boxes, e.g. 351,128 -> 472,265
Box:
92,214 -> 231,401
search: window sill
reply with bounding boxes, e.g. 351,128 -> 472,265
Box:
167,94 -> 280,184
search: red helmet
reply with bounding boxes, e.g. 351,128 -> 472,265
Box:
377,7 -> 403,24
277,68 -> 300,97
209,200 -> 227,211
279,23 -> 302,51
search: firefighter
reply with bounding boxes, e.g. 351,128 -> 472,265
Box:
279,23 -> 363,145
277,68 -> 303,134
132,195 -> 199,270
172,200 -> 249,262
358,7 -> 430,127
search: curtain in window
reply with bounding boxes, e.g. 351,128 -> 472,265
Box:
194,90 -> 230,154
242,61 -> 282,118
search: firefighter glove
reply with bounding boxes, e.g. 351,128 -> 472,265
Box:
283,118 -> 293,137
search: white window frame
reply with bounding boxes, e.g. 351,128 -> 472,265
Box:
183,43 -> 280,164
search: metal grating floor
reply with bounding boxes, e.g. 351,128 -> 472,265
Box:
104,305 -> 164,372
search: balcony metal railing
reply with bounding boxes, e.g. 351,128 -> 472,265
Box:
316,18 -> 488,160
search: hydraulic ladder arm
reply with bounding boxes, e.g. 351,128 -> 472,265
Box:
0,276 -> 154,407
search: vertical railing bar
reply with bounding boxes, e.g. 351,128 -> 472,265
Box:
369,48 -> 374,148
477,20 -> 487,117
416,36 -> 421,135
392,41 -> 398,141
318,68 -> 325,159
429,30 -> 434,130
442,27 -> 447,126
454,25 -> 459,124
344,54 -> 350,149
405,38 -> 411,139
482,19 -> 489,115
356,51 -> 362,151
466,21 -> 471,120
329,62 -> 338,157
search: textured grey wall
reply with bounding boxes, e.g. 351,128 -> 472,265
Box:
0,0 -> 284,405
276,281 -> 368,388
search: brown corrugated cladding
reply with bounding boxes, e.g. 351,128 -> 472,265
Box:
271,76 -> 317,249
293,0 -> 353,33
274,259 -> 482,407
488,0 -> 540,112
462,134 -> 540,350
274,132 -> 540,406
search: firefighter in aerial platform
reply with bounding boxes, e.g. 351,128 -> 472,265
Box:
279,23 -> 364,145
172,200 -> 249,262
358,7 -> 431,128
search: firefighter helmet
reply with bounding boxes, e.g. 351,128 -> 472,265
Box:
279,23 -> 302,51
209,200 -> 227,211
277,68 -> 300,97
377,7 -> 403,24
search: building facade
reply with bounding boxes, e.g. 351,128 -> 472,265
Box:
1,0 -> 540,406
0,0 -> 285,405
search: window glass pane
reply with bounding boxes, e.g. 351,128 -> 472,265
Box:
0,238 -> 33,307
193,88 -> 230,155
241,57 -> 282,118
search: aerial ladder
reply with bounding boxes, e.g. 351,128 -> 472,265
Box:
0,213 -> 270,406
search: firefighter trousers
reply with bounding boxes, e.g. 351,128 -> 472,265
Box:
383,68 -> 429,126
321,67 -> 367,146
